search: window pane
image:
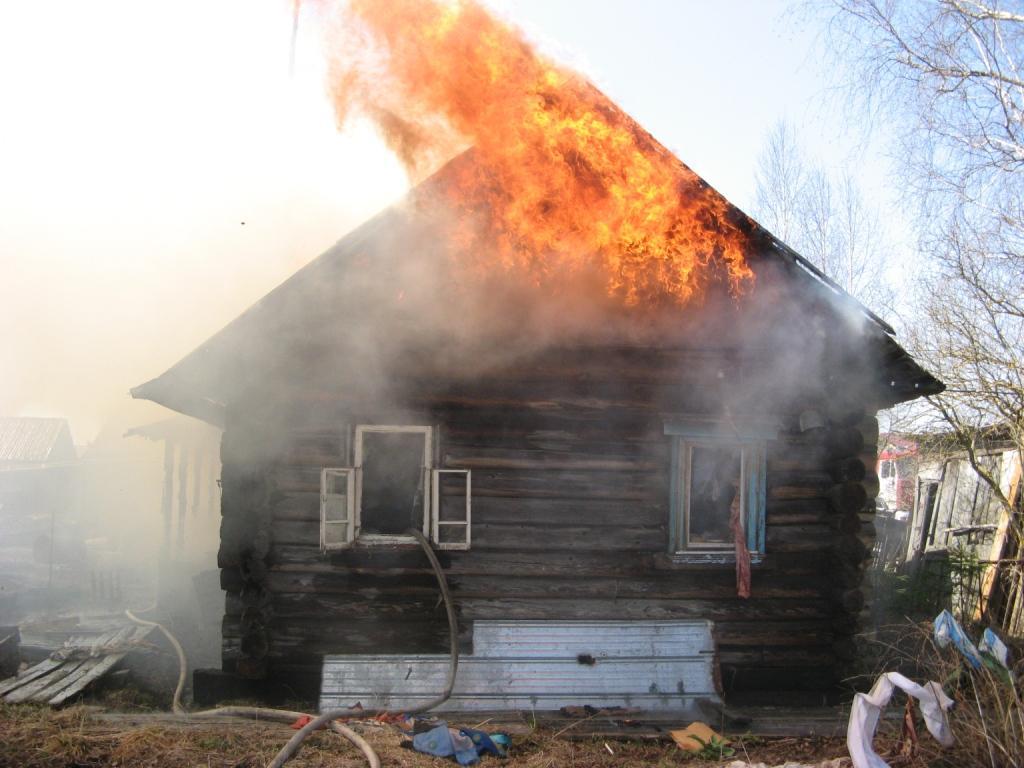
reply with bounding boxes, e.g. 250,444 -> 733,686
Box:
324,494 -> 348,523
437,523 -> 468,546
437,473 -> 468,522
361,432 -> 426,535
323,521 -> 349,546
326,471 -> 348,494
689,445 -> 741,546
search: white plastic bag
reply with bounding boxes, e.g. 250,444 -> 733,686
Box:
847,672 -> 953,768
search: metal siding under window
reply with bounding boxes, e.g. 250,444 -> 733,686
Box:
321,620 -> 718,713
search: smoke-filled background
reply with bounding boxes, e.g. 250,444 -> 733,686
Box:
1,0 -> 898,441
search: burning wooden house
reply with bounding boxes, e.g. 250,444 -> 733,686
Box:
130,0 -> 943,710
132,139 -> 941,709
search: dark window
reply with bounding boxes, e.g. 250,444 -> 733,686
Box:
688,444 -> 742,547
359,431 -> 427,536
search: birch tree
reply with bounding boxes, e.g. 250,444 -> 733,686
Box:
753,120 -> 895,314
819,0 -> 1024,529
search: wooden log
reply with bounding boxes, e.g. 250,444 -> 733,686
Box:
270,520 -> 667,551
715,621 -> 834,647
825,399 -> 866,428
268,544 -> 833,577
826,427 -> 865,459
766,499 -> 830,517
770,485 -> 828,501
833,535 -> 870,564
259,571 -> 828,602
269,546 -> 649,578
767,510 -> 832,526
766,524 -> 835,553
861,473 -> 881,500
456,597 -> 832,623
269,494 -> 670,528
273,464 -> 666,501
721,664 -> 836,693
828,482 -> 868,515
832,589 -> 865,614
441,445 -> 662,472
857,417 -> 880,448
719,648 -> 836,667
831,614 -> 862,636
832,637 -> 859,662
222,618 -> 472,658
832,561 -> 866,590
829,457 -> 867,483
768,470 -> 834,490
834,512 -> 862,535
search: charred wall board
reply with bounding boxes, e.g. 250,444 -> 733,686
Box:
217,348 -> 878,704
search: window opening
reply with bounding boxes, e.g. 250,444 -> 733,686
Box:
358,430 -> 429,536
687,444 -> 742,548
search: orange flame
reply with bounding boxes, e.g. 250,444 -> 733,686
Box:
323,0 -> 754,306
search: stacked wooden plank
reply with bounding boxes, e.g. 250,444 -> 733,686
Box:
0,624 -> 151,706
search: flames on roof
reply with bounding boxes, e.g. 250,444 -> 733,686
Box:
322,0 -> 754,307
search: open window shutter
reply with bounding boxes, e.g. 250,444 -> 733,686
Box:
321,468 -> 355,551
431,469 -> 471,550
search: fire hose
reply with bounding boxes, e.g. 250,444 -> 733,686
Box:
126,527 -> 459,768
265,527 -> 459,767
124,609 -> 187,715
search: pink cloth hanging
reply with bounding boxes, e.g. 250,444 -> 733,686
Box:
730,494 -> 751,598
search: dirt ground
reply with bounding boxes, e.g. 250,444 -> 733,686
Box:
0,702 -> 888,768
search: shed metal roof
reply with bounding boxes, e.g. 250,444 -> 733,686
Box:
0,417 -> 75,466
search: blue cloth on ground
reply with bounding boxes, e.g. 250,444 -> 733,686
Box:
412,723 -> 480,765
459,727 -> 509,758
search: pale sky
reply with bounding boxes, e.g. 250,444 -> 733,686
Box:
0,1 -> 886,442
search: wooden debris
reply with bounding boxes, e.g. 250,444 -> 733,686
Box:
0,624 -> 151,706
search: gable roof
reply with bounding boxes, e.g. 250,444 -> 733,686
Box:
0,417 -> 76,466
131,150 -> 943,424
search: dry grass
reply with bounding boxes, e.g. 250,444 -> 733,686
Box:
863,621 -> 1024,768
0,703 -> 851,768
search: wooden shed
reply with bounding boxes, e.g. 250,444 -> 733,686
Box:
132,149 -> 942,709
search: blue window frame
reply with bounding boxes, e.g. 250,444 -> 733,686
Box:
665,420 -> 773,559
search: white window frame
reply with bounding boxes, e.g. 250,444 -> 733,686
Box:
431,469 -> 472,551
320,468 -> 355,551
320,425 -> 473,551
354,425 -> 433,546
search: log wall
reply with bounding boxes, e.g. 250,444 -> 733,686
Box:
216,348 -> 880,705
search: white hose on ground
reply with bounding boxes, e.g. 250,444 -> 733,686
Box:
197,707 -> 380,768
125,609 -> 187,715
123,610 -> 383,768
125,527 -> 456,768
264,527 -> 460,768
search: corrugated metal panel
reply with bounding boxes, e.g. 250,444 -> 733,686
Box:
471,619 -> 713,658
0,418 -> 72,465
321,619 -> 717,713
